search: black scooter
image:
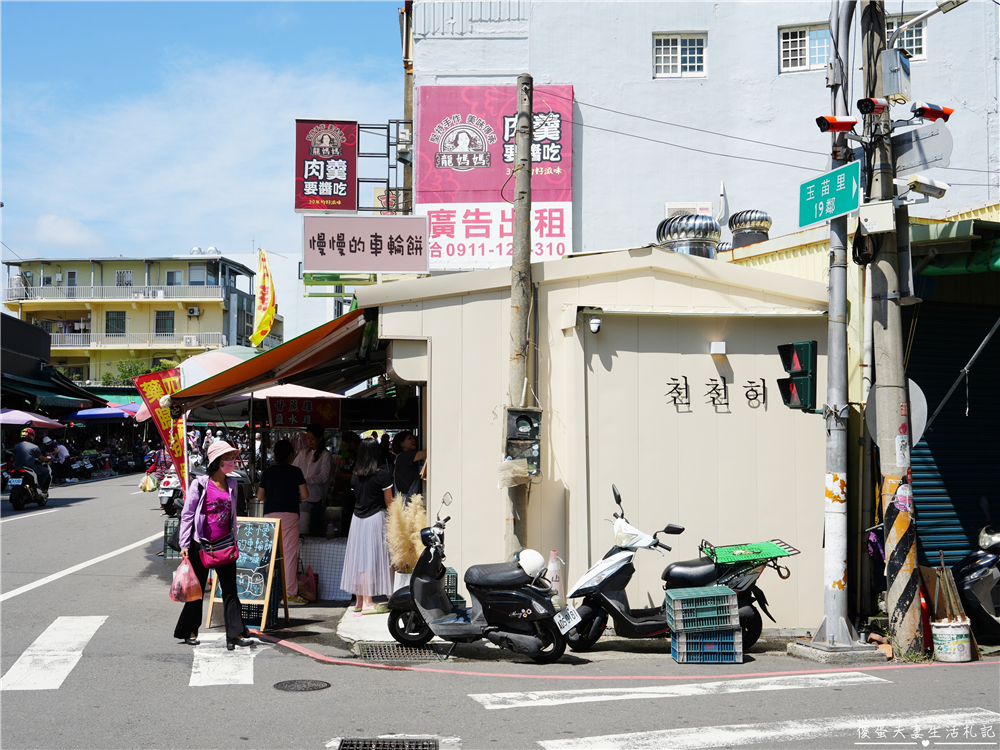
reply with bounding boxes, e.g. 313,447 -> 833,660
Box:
8,467 -> 48,511
387,493 -> 574,664
952,496 -> 1000,645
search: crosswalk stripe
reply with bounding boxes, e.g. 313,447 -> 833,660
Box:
538,708 -> 1000,750
1,616 -> 107,691
470,671 -> 889,710
189,634 -> 269,687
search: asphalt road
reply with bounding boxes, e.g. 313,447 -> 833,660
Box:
2,475 -> 998,750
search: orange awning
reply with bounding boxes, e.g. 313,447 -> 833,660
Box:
170,309 -> 371,411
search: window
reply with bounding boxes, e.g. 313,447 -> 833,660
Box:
886,17 -> 925,59
189,263 -> 206,286
66,270 -> 76,286
654,33 -> 707,78
115,270 -> 133,287
106,310 -> 126,335
154,310 -> 175,337
166,270 -> 183,286
42,276 -> 53,286
780,24 -> 831,71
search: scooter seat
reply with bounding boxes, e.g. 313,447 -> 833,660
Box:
661,557 -> 718,587
464,561 -> 533,588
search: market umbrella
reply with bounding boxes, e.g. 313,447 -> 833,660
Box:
0,408 -> 64,430
61,406 -> 134,421
134,346 -> 261,422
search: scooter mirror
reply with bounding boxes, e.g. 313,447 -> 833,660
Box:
612,484 -> 622,507
662,524 -> 685,535
441,492 -> 453,507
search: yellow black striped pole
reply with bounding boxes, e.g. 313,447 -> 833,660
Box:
882,475 -> 923,659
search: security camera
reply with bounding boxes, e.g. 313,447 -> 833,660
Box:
589,315 -> 602,334
857,98 -> 889,116
911,101 -> 954,122
816,116 -> 858,133
906,174 -> 949,199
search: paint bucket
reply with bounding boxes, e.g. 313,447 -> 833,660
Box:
931,619 -> 972,662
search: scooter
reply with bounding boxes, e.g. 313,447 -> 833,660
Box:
565,485 -> 799,652
952,496 -> 1000,645
158,470 -> 185,517
7,467 -> 48,511
387,493 -> 578,664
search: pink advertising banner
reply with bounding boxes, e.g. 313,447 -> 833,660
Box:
302,215 -> 428,274
415,85 -> 574,270
295,119 -> 358,213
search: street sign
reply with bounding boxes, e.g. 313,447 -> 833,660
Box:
891,123 -> 953,176
798,161 -> 861,228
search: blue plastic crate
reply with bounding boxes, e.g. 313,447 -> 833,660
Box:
671,628 -> 743,663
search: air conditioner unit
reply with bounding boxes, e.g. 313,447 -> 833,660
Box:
156,290 -> 166,299
664,202 -> 714,219
55,273 -> 63,283
187,307 -> 201,317
183,335 -> 199,347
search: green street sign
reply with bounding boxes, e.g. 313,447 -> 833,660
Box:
798,161 -> 861,228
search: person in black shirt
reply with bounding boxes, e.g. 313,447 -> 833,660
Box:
392,431 -> 426,499
258,440 -> 308,604
13,428 -> 50,495
340,437 -> 393,614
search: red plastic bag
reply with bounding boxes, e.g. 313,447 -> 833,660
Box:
169,560 -> 203,603
297,565 -> 317,603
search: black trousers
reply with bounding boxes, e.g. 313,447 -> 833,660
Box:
34,465 -> 51,492
173,540 -> 247,642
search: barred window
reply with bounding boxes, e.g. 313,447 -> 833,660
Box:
654,33 -> 707,78
106,310 -> 126,335
780,25 -> 831,71
154,310 -> 175,337
886,17 -> 925,59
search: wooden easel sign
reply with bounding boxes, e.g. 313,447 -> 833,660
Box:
205,517 -> 290,631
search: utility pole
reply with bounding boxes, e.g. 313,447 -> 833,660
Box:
861,0 -> 922,660
506,73 -> 533,558
807,0 -> 864,651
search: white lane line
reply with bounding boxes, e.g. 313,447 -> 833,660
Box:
471,672 -> 889,710
189,634 -> 269,687
327,737 -> 462,749
538,708 -> 1000,750
0,532 -> 161,602
0,509 -> 61,524
1,616 -> 108,691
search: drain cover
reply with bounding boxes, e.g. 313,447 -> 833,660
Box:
339,740 -> 439,750
357,642 -> 443,662
273,680 -> 331,692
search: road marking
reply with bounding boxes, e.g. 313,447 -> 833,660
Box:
0,532 -> 161,602
471,672 -> 889,710
538,708 -> 1000,750
189,634 -> 269,687
0,509 -> 61,524
1,616 -> 107,691
326,736 -> 461,749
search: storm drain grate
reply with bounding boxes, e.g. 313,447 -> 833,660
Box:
356,642 -> 444,662
339,740 -> 439,750
273,680 -> 331,692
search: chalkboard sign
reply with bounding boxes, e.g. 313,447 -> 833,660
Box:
205,517 -> 289,631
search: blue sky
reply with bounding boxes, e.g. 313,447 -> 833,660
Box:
1,1 -> 403,266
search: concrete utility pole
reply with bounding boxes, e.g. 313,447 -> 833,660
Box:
808,0 -> 864,651
505,73 -> 533,557
861,0 -> 922,660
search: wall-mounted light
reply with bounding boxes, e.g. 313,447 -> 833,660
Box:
710,341 -> 726,355
589,315 -> 602,334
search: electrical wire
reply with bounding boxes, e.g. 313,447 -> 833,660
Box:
563,116 -> 823,173
1,241 -> 24,260
940,166 -> 1000,174
539,89 -> 826,157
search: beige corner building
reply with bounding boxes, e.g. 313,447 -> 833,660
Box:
358,246 -> 830,631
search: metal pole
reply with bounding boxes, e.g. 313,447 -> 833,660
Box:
506,73 -> 533,558
862,0 -> 923,660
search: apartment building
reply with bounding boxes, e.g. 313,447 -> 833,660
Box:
2,249 -> 283,384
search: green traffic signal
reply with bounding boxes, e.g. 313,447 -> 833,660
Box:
776,340 -> 817,412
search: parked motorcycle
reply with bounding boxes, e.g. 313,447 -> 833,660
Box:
158,470 -> 184,517
387,493 -> 577,664
952,496 -> 1000,645
565,485 -> 799,652
69,456 -> 92,480
2,450 -> 12,492
7,467 -> 48,511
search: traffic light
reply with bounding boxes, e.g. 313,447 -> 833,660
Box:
776,340 -> 817,412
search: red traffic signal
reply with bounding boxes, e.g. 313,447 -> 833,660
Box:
777,340 -> 817,412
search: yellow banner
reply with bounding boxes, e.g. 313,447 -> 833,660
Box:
250,248 -> 276,347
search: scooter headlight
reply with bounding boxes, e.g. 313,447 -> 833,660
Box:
614,531 -> 642,547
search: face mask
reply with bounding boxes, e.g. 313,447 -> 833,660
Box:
220,460 -> 236,473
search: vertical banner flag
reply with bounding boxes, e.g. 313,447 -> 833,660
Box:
250,248 -> 276,347
415,85 -> 574,270
295,119 -> 359,213
133,369 -> 188,491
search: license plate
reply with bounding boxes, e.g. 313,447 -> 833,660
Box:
72,463 -> 82,469
159,491 -> 172,499
553,604 -> 582,635
8,478 -> 22,486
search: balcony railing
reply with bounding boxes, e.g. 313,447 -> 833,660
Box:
50,332 -> 227,348
261,333 -> 284,349
3,285 -> 227,303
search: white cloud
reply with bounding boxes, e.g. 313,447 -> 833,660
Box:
3,58 -> 401,261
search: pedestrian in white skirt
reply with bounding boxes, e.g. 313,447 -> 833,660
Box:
340,437 -> 394,614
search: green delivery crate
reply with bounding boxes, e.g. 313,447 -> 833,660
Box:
665,586 -> 739,633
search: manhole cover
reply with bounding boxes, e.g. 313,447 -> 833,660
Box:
273,679 -> 331,692
357,642 -> 444,662
339,740 -> 439,750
